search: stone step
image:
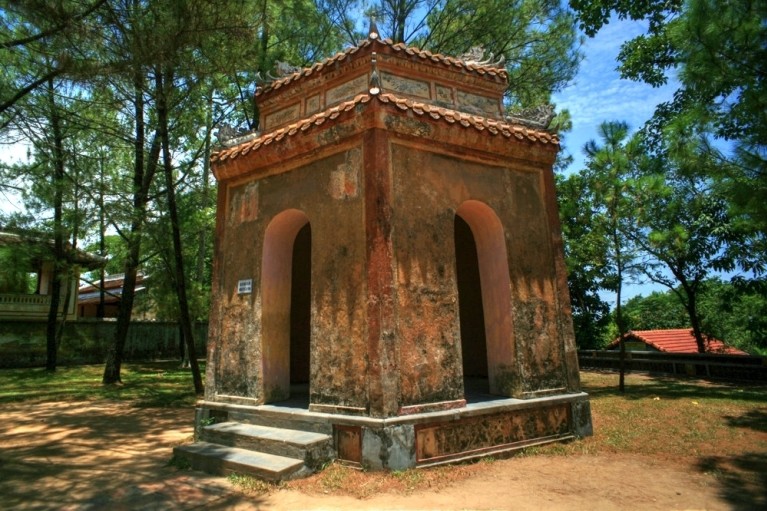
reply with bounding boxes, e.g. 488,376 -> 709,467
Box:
202,422 -> 333,467
173,442 -> 306,481
227,408 -> 333,434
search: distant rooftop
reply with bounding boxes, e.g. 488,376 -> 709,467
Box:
0,230 -> 105,270
610,329 -> 748,355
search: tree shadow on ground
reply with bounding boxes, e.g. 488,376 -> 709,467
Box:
698,453 -> 767,511
0,401 -> 265,510
723,408 -> 767,433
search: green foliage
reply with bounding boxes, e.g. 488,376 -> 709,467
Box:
420,0 -> 583,106
560,117 -> 761,353
569,0 -> 767,282
0,361 -> 203,406
0,245 -> 38,293
323,0 -> 583,108
557,173 -> 611,348
580,121 -> 646,338
620,279 -> 767,355
621,291 -> 687,331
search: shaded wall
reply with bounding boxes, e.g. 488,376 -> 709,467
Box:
0,320 -> 207,368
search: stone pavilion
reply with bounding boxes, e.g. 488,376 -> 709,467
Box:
175,27 -> 592,479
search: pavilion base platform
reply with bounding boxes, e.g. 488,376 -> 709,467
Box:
175,389 -> 592,479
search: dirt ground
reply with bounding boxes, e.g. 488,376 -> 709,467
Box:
0,400 -> 755,510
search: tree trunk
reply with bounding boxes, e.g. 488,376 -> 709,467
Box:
613,228 -> 628,393
156,68 -> 203,395
103,66 -> 160,384
97,155 -> 106,318
616,281 -> 626,393
196,95 -> 212,284
45,76 -> 65,373
685,287 -> 707,353
392,0 -> 408,43
57,163 -> 83,349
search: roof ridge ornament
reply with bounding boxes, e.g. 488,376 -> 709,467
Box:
255,60 -> 302,84
369,52 -> 382,95
369,17 -> 380,40
458,46 -> 505,68
506,104 -> 556,130
274,61 -> 301,77
216,123 -> 260,147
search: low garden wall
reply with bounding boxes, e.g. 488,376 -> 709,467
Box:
578,350 -> 767,382
0,319 -> 208,368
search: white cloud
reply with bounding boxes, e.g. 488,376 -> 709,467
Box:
554,15 -> 677,172
553,15 -> 684,302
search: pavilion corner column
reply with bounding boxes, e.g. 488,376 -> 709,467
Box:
363,124 -> 399,418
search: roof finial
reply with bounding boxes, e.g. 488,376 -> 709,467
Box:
368,17 -> 380,40
369,52 -> 381,95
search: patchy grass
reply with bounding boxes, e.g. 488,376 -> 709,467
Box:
0,361 -> 203,407
288,461 -> 488,499
289,371 -> 767,498
227,473 -> 281,495
2,365 -> 764,500
530,371 -> 767,459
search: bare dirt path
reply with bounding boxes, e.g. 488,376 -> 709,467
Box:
0,400 -> 740,510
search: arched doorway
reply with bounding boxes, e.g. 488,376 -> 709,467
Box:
290,222 -> 311,385
455,200 -> 515,398
454,215 -> 488,380
261,209 -> 311,404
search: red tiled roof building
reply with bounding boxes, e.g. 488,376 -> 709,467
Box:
610,329 -> 748,355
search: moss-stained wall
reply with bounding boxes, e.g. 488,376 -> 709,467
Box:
205,100 -> 579,415
390,143 -> 568,404
506,170 -> 568,394
207,147 -> 369,409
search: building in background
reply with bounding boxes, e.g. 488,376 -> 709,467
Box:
0,231 -> 104,321
77,272 -> 149,319
610,329 -> 748,355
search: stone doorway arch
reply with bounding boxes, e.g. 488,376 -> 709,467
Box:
455,200 -> 515,397
260,209 -> 311,403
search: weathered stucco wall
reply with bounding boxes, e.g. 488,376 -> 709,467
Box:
205,97 -> 580,416
199,37 -> 591,472
506,169 -> 569,395
390,143 -> 569,404
206,147 -> 369,408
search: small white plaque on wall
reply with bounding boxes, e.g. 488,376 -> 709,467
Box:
237,279 -> 253,294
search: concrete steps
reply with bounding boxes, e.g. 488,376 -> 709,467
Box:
227,407 -> 333,434
174,421 -> 334,481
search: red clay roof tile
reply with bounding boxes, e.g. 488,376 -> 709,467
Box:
609,328 -> 748,355
256,38 -> 508,99
211,93 -> 557,165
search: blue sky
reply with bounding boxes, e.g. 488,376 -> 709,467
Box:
551,15 -> 679,303
552,15 -> 678,174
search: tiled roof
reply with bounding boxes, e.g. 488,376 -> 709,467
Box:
78,273 -> 147,305
211,93 -> 558,165
257,38 -> 508,98
610,329 -> 748,355
0,231 -> 106,269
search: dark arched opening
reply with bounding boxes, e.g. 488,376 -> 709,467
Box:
455,200 -> 515,400
455,215 -> 489,390
261,209 -> 311,404
290,222 -> 311,385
